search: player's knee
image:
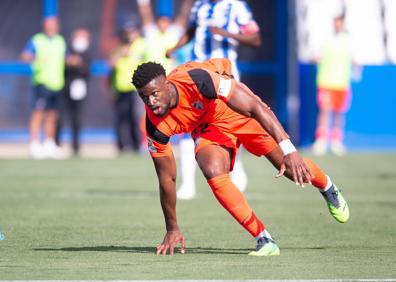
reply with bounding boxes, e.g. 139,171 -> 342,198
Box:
200,162 -> 228,180
196,145 -> 231,179
196,153 -> 229,179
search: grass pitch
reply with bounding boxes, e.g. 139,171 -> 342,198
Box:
0,152 -> 395,279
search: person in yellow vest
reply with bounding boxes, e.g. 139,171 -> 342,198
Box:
312,14 -> 354,156
109,21 -> 147,153
21,16 -> 66,160
136,0 -> 193,73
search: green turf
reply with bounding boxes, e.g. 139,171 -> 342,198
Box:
0,152 -> 395,279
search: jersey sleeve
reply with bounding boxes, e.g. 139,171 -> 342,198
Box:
187,66 -> 237,102
145,114 -> 173,158
235,1 -> 260,35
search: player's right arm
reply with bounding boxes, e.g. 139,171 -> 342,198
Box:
152,153 -> 186,255
145,115 -> 186,255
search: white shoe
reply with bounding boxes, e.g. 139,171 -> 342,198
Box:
177,185 -> 196,200
312,139 -> 327,156
230,159 -> 247,192
29,141 -> 46,160
43,140 -> 65,160
330,141 -> 347,156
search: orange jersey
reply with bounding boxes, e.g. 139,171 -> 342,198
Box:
145,58 -> 274,158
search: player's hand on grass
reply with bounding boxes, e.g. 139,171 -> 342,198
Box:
156,230 -> 186,255
275,152 -> 314,188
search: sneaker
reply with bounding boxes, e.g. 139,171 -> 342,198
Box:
312,139 -> 327,156
29,140 -> 45,160
321,184 -> 349,223
248,237 -> 280,256
176,185 -> 196,200
330,141 -> 347,156
43,140 -> 65,160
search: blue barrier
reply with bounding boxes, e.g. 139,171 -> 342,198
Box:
0,61 -> 277,76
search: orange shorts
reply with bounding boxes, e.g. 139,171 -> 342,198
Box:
191,119 -> 278,170
317,88 -> 351,113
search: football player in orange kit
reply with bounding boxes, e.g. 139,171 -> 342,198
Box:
132,58 -> 349,256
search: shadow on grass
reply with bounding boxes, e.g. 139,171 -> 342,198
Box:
34,246 -> 249,254
34,245 -> 326,255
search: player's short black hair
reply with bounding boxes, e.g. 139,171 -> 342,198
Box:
132,62 -> 166,89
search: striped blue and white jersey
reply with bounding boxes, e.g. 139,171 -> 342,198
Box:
189,0 -> 259,78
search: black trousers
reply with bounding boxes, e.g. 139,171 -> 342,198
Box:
56,94 -> 84,155
114,91 -> 142,152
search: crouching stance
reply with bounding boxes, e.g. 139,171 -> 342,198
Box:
132,58 -> 349,256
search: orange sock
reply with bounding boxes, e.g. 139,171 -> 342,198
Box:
207,174 -> 264,237
304,158 -> 329,190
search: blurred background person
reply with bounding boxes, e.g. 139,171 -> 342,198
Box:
109,20 -> 146,154
137,0 -> 193,73
312,13 -> 354,156
20,16 -> 66,160
167,0 -> 262,199
56,28 -> 92,157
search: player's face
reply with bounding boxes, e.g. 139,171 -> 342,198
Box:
43,17 -> 59,37
138,76 -> 172,116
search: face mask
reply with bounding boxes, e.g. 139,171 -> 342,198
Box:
72,38 -> 89,53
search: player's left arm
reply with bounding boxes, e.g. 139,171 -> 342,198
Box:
210,1 -> 261,48
187,66 -> 312,186
210,26 -> 261,48
225,82 -> 314,186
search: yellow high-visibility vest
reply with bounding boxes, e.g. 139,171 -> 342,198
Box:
31,33 -> 66,91
317,32 -> 352,90
113,37 -> 146,92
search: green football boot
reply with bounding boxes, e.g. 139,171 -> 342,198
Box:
321,184 -> 350,223
248,237 -> 280,257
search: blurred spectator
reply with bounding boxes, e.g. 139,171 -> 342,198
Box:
56,28 -> 92,157
20,16 -> 66,160
109,21 -> 146,154
137,0 -> 192,73
312,14 -> 354,156
167,0 -> 262,199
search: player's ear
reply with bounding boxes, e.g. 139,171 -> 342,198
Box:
164,79 -> 172,88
